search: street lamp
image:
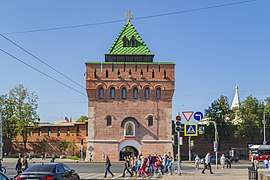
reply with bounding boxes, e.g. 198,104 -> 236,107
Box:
263,101 -> 267,145
199,118 -> 218,169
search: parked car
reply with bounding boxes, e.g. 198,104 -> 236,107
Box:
16,163 -> 80,180
225,155 -> 239,163
0,171 -> 11,180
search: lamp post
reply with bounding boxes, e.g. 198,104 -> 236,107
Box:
263,102 -> 267,145
199,118 -> 218,169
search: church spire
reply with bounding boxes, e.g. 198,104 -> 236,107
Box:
231,83 -> 240,109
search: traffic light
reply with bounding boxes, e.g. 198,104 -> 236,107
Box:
175,121 -> 181,132
172,134 -> 178,146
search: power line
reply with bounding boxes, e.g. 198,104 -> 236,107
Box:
0,34 -> 85,90
1,0 -> 257,35
0,48 -> 87,97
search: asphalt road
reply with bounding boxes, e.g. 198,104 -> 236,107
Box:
2,160 -> 258,179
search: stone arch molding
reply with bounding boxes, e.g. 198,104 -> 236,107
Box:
118,139 -> 141,155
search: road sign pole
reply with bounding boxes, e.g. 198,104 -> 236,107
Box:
188,136 -> 191,161
177,130 -> 181,175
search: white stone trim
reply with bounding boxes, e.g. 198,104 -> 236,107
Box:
141,140 -> 172,143
88,140 -> 118,143
118,139 -> 141,156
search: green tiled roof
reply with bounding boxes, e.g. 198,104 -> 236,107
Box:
85,62 -> 174,65
107,20 -> 152,55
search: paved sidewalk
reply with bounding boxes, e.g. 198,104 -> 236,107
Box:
162,168 -> 247,180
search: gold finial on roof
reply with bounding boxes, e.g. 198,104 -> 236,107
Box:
125,10 -> 133,22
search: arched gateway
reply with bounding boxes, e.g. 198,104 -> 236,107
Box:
118,140 -> 141,161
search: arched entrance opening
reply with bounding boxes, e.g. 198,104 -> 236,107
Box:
119,146 -> 139,161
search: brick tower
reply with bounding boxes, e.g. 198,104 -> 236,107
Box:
85,19 -> 175,161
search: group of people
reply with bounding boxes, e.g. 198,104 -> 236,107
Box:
104,152 -> 174,178
194,152 -> 234,175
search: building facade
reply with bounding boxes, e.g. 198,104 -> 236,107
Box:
85,20 -> 175,161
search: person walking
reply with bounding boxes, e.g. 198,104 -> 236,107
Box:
220,154 -> 226,169
167,152 -> 173,175
138,155 -> 149,177
15,154 -> 23,176
122,156 -> 133,177
226,155 -> 232,169
202,152 -> 214,174
264,158 -> 269,169
195,155 -> 200,170
104,155 -> 114,178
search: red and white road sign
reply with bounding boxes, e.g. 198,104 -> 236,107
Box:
182,111 -> 194,121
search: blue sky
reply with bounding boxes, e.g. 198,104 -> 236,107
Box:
0,0 -> 269,123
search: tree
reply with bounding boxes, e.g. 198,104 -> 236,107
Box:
77,115 -> 88,122
204,95 -> 236,151
236,96 -> 265,143
1,84 -> 39,153
68,141 -> 77,156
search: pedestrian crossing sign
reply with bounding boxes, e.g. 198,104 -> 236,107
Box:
184,124 -> 198,136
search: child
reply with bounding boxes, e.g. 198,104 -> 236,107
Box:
264,158 -> 269,169
195,155 -> 200,169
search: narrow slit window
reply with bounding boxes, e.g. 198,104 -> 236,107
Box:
133,87 -> 138,99
122,88 -> 127,99
110,87 -> 115,99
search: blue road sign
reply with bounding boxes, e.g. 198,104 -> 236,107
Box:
184,124 -> 198,136
194,111 -> 203,121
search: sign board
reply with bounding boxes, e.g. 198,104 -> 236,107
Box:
179,137 -> 183,146
184,124 -> 198,136
194,111 -> 203,121
182,111 -> 194,121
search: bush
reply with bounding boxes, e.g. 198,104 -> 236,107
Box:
66,156 -> 80,160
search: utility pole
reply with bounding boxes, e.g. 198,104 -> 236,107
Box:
175,113 -> 182,175
263,102 -> 267,145
188,136 -> 191,161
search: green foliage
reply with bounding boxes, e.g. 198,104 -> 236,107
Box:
0,84 -> 39,153
236,96 -> 267,143
59,140 -> 68,153
77,115 -> 88,122
66,155 -> 80,160
68,141 -> 77,156
204,95 -> 236,151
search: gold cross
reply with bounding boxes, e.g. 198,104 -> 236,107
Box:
125,10 -> 133,22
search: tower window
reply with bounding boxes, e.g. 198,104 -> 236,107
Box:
57,128 -> 61,136
131,36 -> 136,47
145,88 -> 150,99
106,115 -> 112,126
157,88 -> 161,100
67,127 -> 70,136
94,69 -> 97,78
110,87 -> 115,99
133,87 -> 138,99
106,69 -> 108,78
48,128 -> 51,137
147,65 -> 149,72
164,69 -> 167,79
76,126 -> 80,136
122,36 -> 128,47
99,88 -> 104,99
148,116 -> 153,127
122,87 -> 127,99
152,69 -> 155,78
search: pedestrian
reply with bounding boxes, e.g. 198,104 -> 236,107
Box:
89,153 -> 93,162
29,152 -> 32,161
202,152 -> 214,174
102,153 -> 105,162
138,155 -> 149,177
226,155 -> 232,169
167,152 -> 173,175
195,155 -> 200,170
264,158 -> 269,169
15,154 -> 23,175
220,154 -> 226,169
21,155 -> 28,172
51,153 -> 55,163
41,152 -> 45,160
104,155 -> 114,178
254,156 -> 259,170
122,156 -> 133,177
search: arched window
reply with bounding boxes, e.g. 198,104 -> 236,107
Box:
122,87 -> 127,99
157,88 -> 161,100
99,88 -> 104,99
106,116 -> 112,126
133,87 -> 138,99
67,127 -> 70,136
125,122 -> 135,136
131,36 -> 137,47
148,116 -> 153,127
145,87 -> 150,99
110,87 -> 115,99
122,36 -> 128,47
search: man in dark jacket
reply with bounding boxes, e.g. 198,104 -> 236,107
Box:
104,155 -> 114,178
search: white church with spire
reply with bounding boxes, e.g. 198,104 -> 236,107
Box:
230,84 -> 242,125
